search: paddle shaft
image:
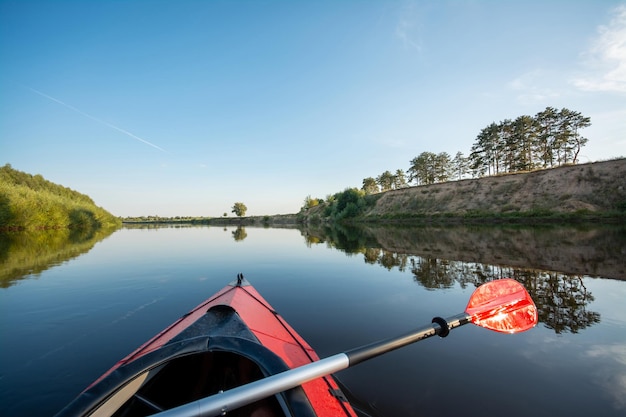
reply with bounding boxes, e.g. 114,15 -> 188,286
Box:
153,312 -> 470,417
346,312 -> 469,365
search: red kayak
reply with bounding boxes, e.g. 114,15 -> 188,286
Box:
56,275 -> 358,417
56,276 -> 537,417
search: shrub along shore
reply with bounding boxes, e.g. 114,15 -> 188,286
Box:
0,164 -> 121,231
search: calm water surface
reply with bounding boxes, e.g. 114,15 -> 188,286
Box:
1,225 -> 625,416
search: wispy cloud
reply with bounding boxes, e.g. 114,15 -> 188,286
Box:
395,1 -> 423,53
27,87 -> 167,152
572,5 -> 626,94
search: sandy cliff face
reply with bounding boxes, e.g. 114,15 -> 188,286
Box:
364,159 -> 626,217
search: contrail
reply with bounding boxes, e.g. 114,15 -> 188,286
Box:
27,87 -> 166,152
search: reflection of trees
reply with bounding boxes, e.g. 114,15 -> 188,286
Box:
410,257 -> 456,290
322,224 -> 368,253
519,272 -> 600,334
0,226 -> 117,288
380,250 -> 408,271
396,252 -> 599,333
364,248 -> 409,271
302,224 -> 604,334
301,224 -> 373,253
411,256 -> 599,334
363,248 -> 380,264
123,223 -> 205,230
347,224 -> 625,280
232,226 -> 247,242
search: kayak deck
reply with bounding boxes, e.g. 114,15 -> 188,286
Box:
56,276 -> 357,417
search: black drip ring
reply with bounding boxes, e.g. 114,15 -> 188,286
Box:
432,316 -> 450,338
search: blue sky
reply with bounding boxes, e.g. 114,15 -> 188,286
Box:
2,1 -> 625,217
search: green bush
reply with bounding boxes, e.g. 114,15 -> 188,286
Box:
317,188 -> 377,222
0,164 -> 121,230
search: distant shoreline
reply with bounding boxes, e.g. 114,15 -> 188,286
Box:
118,159 -> 626,227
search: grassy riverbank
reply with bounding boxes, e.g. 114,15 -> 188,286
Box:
0,164 -> 121,231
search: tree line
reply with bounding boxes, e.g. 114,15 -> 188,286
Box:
360,106 -> 590,192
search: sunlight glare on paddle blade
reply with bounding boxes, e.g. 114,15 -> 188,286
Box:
465,279 -> 538,333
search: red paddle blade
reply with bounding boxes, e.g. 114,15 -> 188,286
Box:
465,279 -> 538,333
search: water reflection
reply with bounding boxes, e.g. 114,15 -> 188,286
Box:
529,272 -> 600,333
302,224 -> 623,334
303,223 -> 626,279
123,223 -> 206,230
0,227 -> 117,288
1,224 -> 624,417
232,226 -> 247,242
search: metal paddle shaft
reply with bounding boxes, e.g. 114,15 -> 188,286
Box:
346,313 -> 468,366
153,313 -> 471,417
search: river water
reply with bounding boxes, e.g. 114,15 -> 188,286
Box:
1,224 -> 625,416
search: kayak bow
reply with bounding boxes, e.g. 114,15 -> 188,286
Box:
55,275 -> 357,417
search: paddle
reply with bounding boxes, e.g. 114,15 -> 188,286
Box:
154,278 -> 537,417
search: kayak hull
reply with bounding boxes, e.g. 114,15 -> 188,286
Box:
55,277 -> 357,417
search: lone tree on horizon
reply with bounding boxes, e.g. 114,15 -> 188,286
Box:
231,202 -> 247,217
